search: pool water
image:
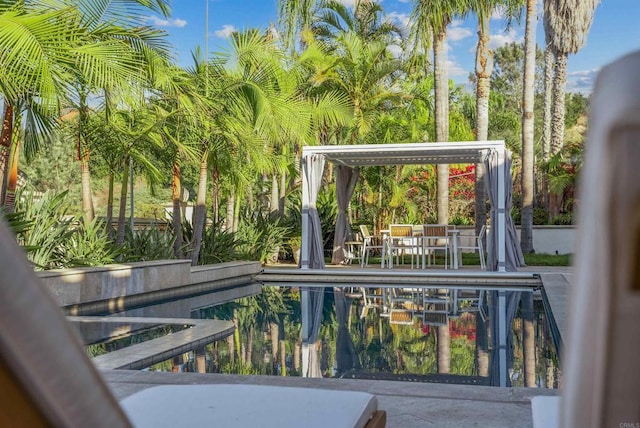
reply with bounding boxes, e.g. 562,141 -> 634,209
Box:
70,319 -> 192,358
145,286 -> 561,389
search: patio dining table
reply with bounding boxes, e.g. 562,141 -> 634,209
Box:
379,226 -> 462,270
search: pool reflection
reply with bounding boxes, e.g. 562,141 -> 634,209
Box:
148,286 -> 560,389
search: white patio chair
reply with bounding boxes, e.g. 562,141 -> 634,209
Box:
359,225 -> 384,267
387,224 -> 420,269
457,225 -> 486,270
421,224 -> 449,269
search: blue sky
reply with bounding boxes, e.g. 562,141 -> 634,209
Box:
148,0 -> 640,94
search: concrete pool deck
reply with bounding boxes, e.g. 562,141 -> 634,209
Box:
101,265 -> 571,427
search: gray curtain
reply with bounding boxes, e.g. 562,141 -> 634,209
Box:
301,154 -> 325,377
488,290 -> 522,386
484,149 -> 525,271
331,166 -> 359,264
334,289 -> 361,375
302,154 -> 326,270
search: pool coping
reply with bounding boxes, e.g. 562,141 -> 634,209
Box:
71,316 -> 234,370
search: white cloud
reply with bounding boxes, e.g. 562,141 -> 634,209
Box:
567,68 -> 599,94
214,24 -> 238,39
446,59 -> 468,77
387,11 -> 410,29
488,28 -> 522,50
143,15 -> 187,28
491,6 -> 505,20
334,0 -> 356,7
448,20 -> 473,42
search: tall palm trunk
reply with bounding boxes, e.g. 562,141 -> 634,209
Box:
541,46 -> 553,210
521,0 -> 537,254
191,148 -> 209,266
546,357 -> 555,387
474,14 -> 492,240
211,165 -> 220,224
437,324 -> 450,374
270,174 -> 279,215
106,171 -> 115,235
279,172 -> 286,216
270,322 -> 279,363
1,102 -> 14,208
4,131 -> 20,213
434,28 -> 449,224
549,53 -> 568,218
475,308 -> 489,377
294,340 -> 301,373
172,159 -> 183,258
225,190 -> 235,232
522,293 -> 536,387
246,326 -> 254,366
233,194 -> 240,233
278,317 -> 287,376
77,93 -> 94,222
116,158 -> 130,247
227,335 -> 235,363
233,310 -> 241,360
550,53 -> 568,156
79,143 -> 94,221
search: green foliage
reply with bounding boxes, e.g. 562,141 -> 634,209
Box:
236,210 -> 291,263
64,218 -> 120,266
19,126 -> 82,207
122,224 -> 176,262
11,191 -> 119,270
197,222 -> 244,264
533,207 -> 549,225
550,213 -> 573,225
565,93 -> 589,127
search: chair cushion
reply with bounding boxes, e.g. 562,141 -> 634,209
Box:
121,384 -> 378,428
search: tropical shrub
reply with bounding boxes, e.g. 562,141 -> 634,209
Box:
10,191 -> 119,269
236,210 -> 290,264
122,224 -> 175,262
197,221 -> 244,264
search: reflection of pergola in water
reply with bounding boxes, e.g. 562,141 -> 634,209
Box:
297,141 -> 525,381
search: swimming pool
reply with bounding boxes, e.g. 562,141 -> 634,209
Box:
121,284 -> 561,389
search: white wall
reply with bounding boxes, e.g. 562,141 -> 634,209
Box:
456,226 -> 575,255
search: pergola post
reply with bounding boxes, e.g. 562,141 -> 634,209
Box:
300,153 -> 310,376
301,153 -> 310,271
498,290 -> 507,386
497,147 -> 507,272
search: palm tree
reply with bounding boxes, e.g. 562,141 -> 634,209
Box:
0,4 -> 85,212
0,0 -> 173,218
410,0 -> 466,225
543,0 -> 598,216
314,0 -> 401,44
541,37 -> 553,212
68,0 -> 172,222
278,0 -> 319,51
466,0 -> 522,240
151,65 -> 202,257
520,0 -> 537,253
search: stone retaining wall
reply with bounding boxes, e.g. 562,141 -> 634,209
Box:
38,260 -> 263,315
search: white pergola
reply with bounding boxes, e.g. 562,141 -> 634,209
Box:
300,140 -> 512,273
298,140 -> 524,378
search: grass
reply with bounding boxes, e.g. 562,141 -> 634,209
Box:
348,252 -> 572,267
522,253 -> 572,266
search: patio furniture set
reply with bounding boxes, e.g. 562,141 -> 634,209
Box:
347,224 -> 486,270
